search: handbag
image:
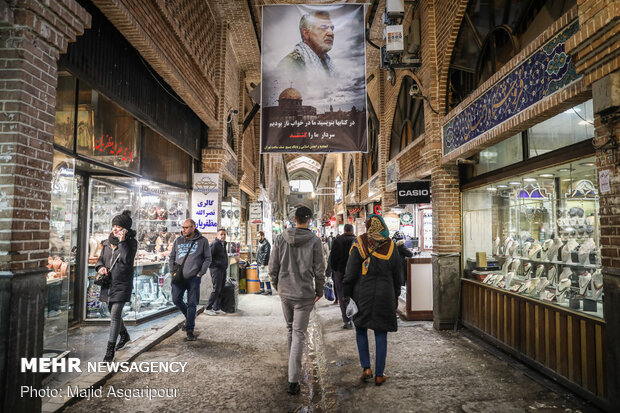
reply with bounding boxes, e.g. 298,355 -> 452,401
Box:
171,239 -> 197,284
94,249 -> 121,288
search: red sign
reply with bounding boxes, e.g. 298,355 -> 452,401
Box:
94,134 -> 134,163
374,205 -> 382,215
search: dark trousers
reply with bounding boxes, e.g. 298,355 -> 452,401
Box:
172,276 -> 201,332
333,271 -> 349,322
356,326 -> 388,377
206,268 -> 226,311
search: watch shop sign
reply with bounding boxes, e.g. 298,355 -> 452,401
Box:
192,173 -> 219,233
397,181 -> 431,204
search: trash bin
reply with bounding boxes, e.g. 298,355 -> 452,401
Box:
246,265 -> 260,293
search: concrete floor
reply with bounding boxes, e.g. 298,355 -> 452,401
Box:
64,294 -> 600,413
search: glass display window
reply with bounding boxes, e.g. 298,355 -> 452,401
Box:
54,71 -> 77,150
85,177 -> 189,321
45,152 -> 76,357
462,156 -> 602,318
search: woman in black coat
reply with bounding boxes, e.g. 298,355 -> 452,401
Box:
95,210 -> 137,362
343,214 -> 402,386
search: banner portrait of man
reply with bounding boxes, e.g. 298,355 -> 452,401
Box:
261,5 -> 367,154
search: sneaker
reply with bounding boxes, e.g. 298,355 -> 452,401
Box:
181,322 -> 186,331
342,321 -> 353,329
186,331 -> 197,341
286,382 -> 300,395
262,290 -> 273,296
205,309 -> 217,316
215,309 -> 227,315
254,290 -> 265,295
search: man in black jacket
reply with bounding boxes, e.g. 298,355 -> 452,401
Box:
329,224 -> 356,328
206,229 -> 228,316
255,230 -> 272,295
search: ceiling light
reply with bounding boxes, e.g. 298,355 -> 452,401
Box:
579,162 -> 595,167
557,168 -> 572,172
523,178 -> 537,182
496,184 -> 508,188
509,181 -> 521,185
539,173 -> 554,178
486,187 -> 497,191
562,179 -> 572,182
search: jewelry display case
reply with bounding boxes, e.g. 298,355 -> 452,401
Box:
221,200 -> 241,256
85,177 -> 189,321
462,156 -> 602,318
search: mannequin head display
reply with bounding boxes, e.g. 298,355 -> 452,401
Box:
541,239 -> 553,260
546,238 -> 563,262
547,266 -> 558,285
528,241 -> 542,260
492,237 -> 500,256
535,264 -> 545,278
523,262 -> 533,279
561,239 -> 579,263
557,278 -> 572,303
578,272 -> 592,296
591,270 -> 603,300
522,241 -> 532,258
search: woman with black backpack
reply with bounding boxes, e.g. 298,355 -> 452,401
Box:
95,210 -> 138,362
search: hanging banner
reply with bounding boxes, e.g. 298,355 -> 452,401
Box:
261,4 -> 367,153
191,173 -> 219,233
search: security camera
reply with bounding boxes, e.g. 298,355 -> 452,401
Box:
409,83 -> 420,97
387,70 -> 394,84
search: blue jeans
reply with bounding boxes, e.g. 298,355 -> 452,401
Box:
172,276 -> 201,332
355,326 -> 388,377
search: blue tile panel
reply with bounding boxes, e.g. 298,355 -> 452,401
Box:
443,21 -> 580,155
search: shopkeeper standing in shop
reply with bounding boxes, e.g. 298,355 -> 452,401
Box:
170,219 -> 212,341
255,230 -> 272,295
96,210 -> 137,362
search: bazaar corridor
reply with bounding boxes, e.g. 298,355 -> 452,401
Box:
57,296 -> 595,413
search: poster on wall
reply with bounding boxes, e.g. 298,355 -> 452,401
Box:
250,202 -> 263,224
260,4 -> 367,153
191,173 -> 219,233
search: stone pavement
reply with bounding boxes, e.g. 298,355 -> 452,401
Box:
63,294 -> 600,413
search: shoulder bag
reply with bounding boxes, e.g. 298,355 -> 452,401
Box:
171,239 -> 198,284
94,249 -> 121,288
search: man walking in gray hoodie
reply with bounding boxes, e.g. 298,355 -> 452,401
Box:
170,219 -> 212,341
269,206 -> 325,395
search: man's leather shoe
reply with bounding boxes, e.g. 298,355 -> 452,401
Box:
375,375 -> 387,386
360,368 -> 373,382
263,290 -> 273,295
254,289 -> 265,295
286,382 -> 300,395
186,331 -> 197,341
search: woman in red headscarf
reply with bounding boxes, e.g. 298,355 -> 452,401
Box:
343,214 -> 402,386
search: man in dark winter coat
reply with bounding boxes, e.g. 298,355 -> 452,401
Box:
393,232 -> 413,286
255,230 -> 272,295
170,219 -> 212,341
206,228 -> 229,316
329,224 -> 356,328
270,206 -> 325,396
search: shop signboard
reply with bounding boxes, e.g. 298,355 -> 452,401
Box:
347,205 -> 362,221
397,181 -> 431,204
334,176 -> 343,203
368,175 -> 379,199
250,202 -> 263,224
191,173 -> 219,233
400,211 -> 414,226
260,4 -> 367,153
386,162 -> 398,187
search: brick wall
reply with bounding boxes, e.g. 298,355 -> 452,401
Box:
0,0 -> 89,271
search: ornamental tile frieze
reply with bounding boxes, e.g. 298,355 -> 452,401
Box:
443,21 -> 580,155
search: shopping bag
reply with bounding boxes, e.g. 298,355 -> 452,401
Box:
346,298 -> 358,318
324,279 -> 335,301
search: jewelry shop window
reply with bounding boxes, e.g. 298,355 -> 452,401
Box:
54,71 -> 77,150
85,177 -> 189,321
462,156 -> 602,318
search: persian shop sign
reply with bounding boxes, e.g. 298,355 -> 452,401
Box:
191,173 -> 219,233
397,181 -> 431,204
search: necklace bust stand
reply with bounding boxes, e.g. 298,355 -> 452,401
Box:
591,270 -> 603,300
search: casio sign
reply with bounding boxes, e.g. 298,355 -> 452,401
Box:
398,189 -> 429,197
397,182 -> 431,204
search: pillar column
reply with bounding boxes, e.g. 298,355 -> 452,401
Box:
431,164 -> 461,330
0,1 -> 89,411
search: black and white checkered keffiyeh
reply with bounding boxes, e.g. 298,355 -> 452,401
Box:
294,42 -> 335,76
